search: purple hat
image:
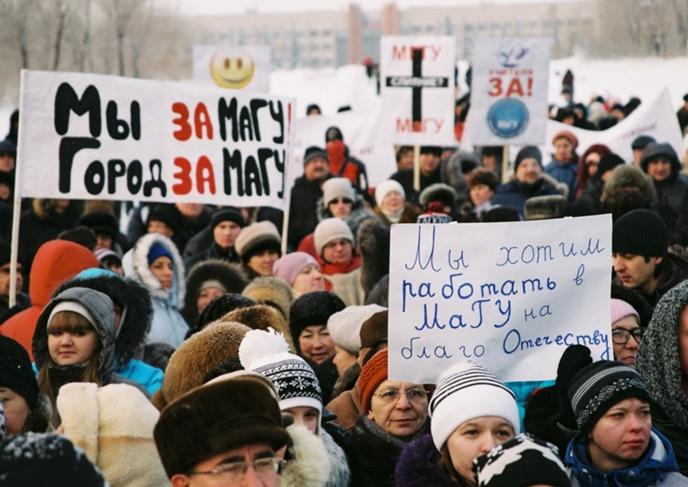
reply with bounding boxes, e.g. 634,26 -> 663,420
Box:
273,252 -> 320,285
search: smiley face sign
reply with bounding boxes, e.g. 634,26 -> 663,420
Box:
209,49 -> 256,89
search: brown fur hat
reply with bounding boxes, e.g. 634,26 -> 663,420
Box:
242,277 -> 293,320
151,321 -> 250,410
222,304 -> 294,350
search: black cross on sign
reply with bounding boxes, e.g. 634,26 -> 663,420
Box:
385,47 -> 449,132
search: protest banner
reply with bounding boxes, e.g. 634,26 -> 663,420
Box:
193,45 -> 271,92
388,215 -> 612,384
292,107 -> 396,186
380,36 -> 456,146
16,70 -> 294,209
544,88 -> 683,164
468,37 -> 551,146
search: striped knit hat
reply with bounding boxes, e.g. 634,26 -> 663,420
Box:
429,362 -> 520,450
568,360 -> 650,436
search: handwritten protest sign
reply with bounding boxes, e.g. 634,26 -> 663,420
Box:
468,37 -> 551,145
16,70 -> 294,209
388,215 -> 612,384
380,36 -> 456,145
193,45 -> 271,92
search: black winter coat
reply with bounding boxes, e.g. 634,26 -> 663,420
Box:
288,176 -> 324,251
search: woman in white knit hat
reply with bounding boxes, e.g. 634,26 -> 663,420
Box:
395,361 -> 520,487
374,179 -> 420,227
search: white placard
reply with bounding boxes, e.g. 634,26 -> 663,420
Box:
388,215 -> 612,384
292,107 -> 396,186
468,37 -> 551,145
16,70 -> 294,209
193,45 -> 271,93
380,36 -> 456,145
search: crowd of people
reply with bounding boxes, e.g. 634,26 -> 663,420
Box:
0,87 -> 688,486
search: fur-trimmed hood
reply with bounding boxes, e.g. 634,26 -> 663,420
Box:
222,304 -> 294,349
357,217 -> 390,298
33,287 -> 116,382
321,427 -> 351,487
281,424 -> 331,487
54,270 -> 153,366
125,233 -> 185,305
182,259 -> 248,325
243,277 -> 293,320
601,165 -> 655,219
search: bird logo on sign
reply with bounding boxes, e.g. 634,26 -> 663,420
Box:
498,45 -> 529,68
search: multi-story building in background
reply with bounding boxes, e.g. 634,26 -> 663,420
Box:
188,1 -> 595,69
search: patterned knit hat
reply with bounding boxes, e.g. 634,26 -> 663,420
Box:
473,433 -> 569,487
429,361 -> 520,450
568,360 -> 650,436
239,329 -> 322,415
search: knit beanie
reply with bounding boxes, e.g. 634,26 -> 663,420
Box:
473,433 -> 569,487
568,361 -> 651,436
239,329 -> 322,414
356,348 -> 389,412
210,208 -> 245,230
611,298 -> 640,324
612,208 -> 667,257
552,129 -> 579,149
304,146 -> 328,166
514,145 -> 542,171
314,218 -> 354,256
327,304 -> 386,354
147,204 -> 179,233
147,242 -> 173,265
596,152 -> 625,179
360,310 -> 388,349
273,252 -> 320,286
0,336 -> 39,409
429,361 -> 520,450
289,291 -> 346,344
234,221 -> 281,261
375,180 -> 406,208
322,177 -> 355,206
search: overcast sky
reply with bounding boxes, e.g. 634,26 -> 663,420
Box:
170,0 -> 570,16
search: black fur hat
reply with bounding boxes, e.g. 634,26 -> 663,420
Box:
189,293 -> 256,338
289,291 -> 345,349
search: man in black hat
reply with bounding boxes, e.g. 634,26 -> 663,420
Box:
630,135 -> 656,166
0,240 -> 29,323
612,208 -> 688,306
154,373 -> 290,487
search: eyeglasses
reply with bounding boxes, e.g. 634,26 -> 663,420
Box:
190,457 -> 285,484
373,387 -> 428,404
611,327 -> 643,345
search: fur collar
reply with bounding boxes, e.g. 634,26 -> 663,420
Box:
127,233 -> 185,305
282,424 -> 331,487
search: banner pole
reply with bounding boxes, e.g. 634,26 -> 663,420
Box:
413,145 -> 420,192
501,145 -> 510,184
9,70 -> 26,308
280,101 -> 296,255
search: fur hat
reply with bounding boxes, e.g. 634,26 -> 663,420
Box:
239,329 -> 322,414
327,305 -> 386,354
600,165 -> 655,220
235,221 -> 281,262
360,310 -> 388,349
56,382 -> 167,486
375,180 -> 406,208
429,361 -> 519,450
190,293 -> 255,337
154,374 -> 289,478
357,218 -> 390,297
182,259 -> 248,325
469,168 -> 499,191
314,218 -> 354,256
289,291 -> 346,345
322,177 -> 355,206
223,304 -> 293,348
419,183 -> 457,208
355,349 -> 388,412
151,321 -> 250,410
524,195 -> 568,220
146,204 -> 180,234
242,277 -> 293,320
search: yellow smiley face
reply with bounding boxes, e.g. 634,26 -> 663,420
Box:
210,49 -> 256,89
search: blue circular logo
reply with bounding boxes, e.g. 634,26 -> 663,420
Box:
487,98 -> 529,138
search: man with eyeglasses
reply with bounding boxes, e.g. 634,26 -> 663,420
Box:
154,373 -> 290,487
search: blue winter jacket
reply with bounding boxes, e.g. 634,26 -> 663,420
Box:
565,429 -> 688,486
545,159 -> 578,200
115,358 -> 163,396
